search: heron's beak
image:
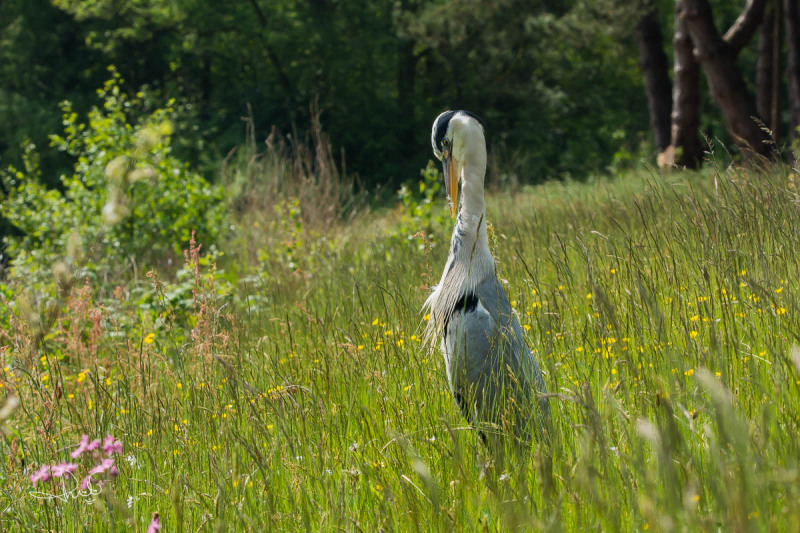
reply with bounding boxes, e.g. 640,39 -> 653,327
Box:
442,150 -> 458,218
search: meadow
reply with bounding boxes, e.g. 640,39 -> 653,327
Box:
3,135 -> 800,531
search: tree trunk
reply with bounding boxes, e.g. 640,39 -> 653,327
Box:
667,5 -> 703,168
756,2 -> 775,132
770,0 -> 782,140
786,0 -> 800,140
679,0 -> 771,158
756,1 -> 782,139
636,6 -> 673,153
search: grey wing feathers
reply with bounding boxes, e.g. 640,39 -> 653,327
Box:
481,276 -> 550,420
487,277 -> 549,402
444,275 -> 550,442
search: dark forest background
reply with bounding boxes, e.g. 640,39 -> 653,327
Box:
1,0 -> 798,192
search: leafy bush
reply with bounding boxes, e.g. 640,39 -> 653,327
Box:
392,161 -> 449,251
1,68 -> 225,286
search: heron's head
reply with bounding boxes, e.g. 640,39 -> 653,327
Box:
431,110 -> 486,217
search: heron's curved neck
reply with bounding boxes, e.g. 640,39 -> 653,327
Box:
423,122 -> 492,339
453,130 -> 489,262
458,163 -> 486,221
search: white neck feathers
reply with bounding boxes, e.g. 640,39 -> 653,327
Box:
423,115 -> 494,342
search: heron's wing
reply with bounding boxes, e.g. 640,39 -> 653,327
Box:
445,275 -> 550,434
479,277 -> 550,416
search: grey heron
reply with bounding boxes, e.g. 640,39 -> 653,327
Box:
423,110 -> 550,453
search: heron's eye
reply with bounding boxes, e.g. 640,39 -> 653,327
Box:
442,138 -> 449,148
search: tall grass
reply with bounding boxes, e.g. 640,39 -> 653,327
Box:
2,155 -> 800,531
223,106 -> 361,233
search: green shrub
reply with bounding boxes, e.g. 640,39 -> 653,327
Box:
1,67 -> 225,287
393,161 -> 449,251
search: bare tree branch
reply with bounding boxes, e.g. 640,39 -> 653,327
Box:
723,0 -> 769,52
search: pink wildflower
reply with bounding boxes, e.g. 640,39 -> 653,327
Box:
51,462 -> 79,478
103,435 -> 123,455
80,475 -> 93,489
71,435 -> 90,458
71,435 -> 102,458
87,457 -> 115,476
147,514 -> 161,533
30,465 -> 51,486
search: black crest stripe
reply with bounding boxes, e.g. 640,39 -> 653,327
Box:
432,110 -> 486,154
433,110 -> 457,152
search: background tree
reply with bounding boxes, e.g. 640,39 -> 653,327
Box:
678,0 -> 771,157
0,0 -> 794,194
0,0 -> 105,186
0,0 -> 653,187
636,0 -> 673,154
786,0 -> 800,140
666,2 -> 704,168
756,0 -> 781,138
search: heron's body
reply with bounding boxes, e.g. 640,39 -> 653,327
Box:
424,111 -> 549,447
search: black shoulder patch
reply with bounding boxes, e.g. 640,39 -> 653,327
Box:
443,291 -> 479,338
452,292 -> 479,315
